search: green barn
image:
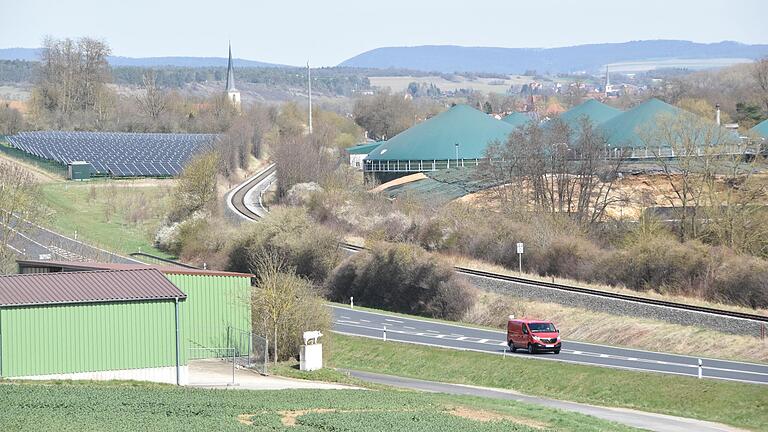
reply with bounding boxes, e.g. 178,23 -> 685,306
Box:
3,261 -> 254,384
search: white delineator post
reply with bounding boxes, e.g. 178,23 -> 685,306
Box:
350,296 -> 354,309
517,242 -> 524,274
383,325 -> 387,341
698,359 -> 703,379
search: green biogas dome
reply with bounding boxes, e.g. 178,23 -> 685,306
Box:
363,104 -> 514,183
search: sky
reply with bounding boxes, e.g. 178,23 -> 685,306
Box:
1,0 -> 766,66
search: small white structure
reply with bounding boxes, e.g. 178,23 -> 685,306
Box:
300,330 -> 323,371
345,142 -> 384,170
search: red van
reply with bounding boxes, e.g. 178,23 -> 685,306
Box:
507,317 -> 561,354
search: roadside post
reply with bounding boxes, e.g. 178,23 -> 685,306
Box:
383,325 -> 387,342
698,359 -> 703,379
350,296 -> 354,309
516,242 -> 524,274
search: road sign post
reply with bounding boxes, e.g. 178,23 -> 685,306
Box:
516,242 -> 524,274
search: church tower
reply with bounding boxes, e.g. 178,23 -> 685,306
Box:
225,43 -> 241,110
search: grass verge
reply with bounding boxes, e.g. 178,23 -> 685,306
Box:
0,381 -> 639,431
330,334 -> 768,431
39,181 -> 174,258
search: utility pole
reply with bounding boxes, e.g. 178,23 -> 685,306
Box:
307,61 -> 313,135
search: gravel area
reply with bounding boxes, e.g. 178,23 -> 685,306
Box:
462,272 -> 766,337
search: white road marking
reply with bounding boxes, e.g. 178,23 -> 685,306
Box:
385,319 -> 404,323
360,319 -> 371,323
426,330 -> 439,333
340,316 -> 351,319
572,351 -> 583,354
457,337 -> 469,341
477,339 -> 489,343
404,326 -> 415,330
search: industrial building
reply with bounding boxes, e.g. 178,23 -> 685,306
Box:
0,260 -> 253,384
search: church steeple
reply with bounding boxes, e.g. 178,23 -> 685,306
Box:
225,42 -> 241,109
226,43 -> 236,92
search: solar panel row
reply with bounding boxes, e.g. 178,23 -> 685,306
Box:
7,131 -> 218,177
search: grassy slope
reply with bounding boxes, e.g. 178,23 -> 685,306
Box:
0,381 -> 638,432
330,334 -> 768,431
39,181 -> 173,258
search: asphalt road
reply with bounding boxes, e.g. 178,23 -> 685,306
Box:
343,369 -> 745,432
331,305 -> 768,385
2,213 -> 139,264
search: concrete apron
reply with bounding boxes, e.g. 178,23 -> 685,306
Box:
186,359 -> 356,390
341,369 -> 747,432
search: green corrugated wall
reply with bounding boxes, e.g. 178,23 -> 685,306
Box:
166,274 -> 251,351
0,300 -> 177,377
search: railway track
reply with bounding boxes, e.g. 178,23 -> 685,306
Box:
229,169 -> 768,325
228,163 -> 276,221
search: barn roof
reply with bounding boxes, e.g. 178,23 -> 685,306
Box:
501,112 -> 535,128
752,118 -> 768,138
0,268 -> 187,307
556,99 -> 623,131
16,259 -> 254,278
598,98 -> 682,148
364,104 -> 515,161
599,98 -> 739,148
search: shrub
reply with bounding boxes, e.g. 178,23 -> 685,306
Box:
227,207 -> 341,282
599,237 -> 709,294
326,243 -> 477,320
251,253 -> 332,362
710,253 -> 768,308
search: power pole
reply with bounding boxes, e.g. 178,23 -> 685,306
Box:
307,61 -> 313,135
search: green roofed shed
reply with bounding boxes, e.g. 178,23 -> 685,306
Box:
346,142 -> 384,154
557,99 -> 622,131
501,112 -> 534,128
752,119 -> 768,138
365,104 -> 514,161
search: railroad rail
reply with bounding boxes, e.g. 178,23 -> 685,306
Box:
229,168 -> 768,325
228,163 -> 276,221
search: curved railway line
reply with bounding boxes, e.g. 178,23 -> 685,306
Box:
228,163 -> 276,221
230,166 -> 768,325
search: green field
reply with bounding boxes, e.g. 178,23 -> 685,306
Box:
0,381 -> 639,431
330,335 -> 768,431
39,181 -> 174,258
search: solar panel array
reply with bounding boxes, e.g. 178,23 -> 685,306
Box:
7,131 -> 219,177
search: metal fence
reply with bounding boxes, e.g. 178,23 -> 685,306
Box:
227,326 -> 269,375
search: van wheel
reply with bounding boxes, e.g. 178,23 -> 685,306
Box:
554,349 -> 560,354
508,341 -> 516,353
527,344 -> 535,354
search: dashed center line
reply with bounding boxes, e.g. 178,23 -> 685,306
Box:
385,319 -> 404,323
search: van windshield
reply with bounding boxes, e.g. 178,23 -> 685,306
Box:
528,323 -> 556,333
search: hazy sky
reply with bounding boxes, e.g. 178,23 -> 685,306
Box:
1,0 -> 766,66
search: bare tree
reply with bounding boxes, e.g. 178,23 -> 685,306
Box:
753,58 -> 768,114
480,118 -> 625,226
0,161 -> 46,273
642,112 -> 731,241
250,251 -> 331,364
353,91 -> 416,140
135,70 -> 168,121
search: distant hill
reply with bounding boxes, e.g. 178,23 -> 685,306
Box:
0,47 -> 286,68
338,40 -> 768,74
